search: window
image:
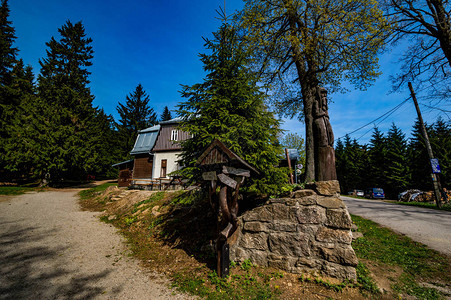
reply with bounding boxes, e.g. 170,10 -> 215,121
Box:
171,130 -> 178,141
160,159 -> 167,178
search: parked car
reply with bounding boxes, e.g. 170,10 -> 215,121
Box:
364,188 -> 385,199
356,190 -> 364,197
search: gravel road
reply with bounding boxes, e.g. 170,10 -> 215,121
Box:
0,190 -> 192,300
342,196 -> 451,257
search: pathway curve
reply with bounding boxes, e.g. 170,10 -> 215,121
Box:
341,196 -> 451,257
0,189 -> 192,299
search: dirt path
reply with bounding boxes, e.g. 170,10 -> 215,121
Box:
0,190 -> 192,299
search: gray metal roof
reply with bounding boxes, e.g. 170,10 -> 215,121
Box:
130,125 -> 160,155
112,159 -> 134,168
158,117 -> 182,125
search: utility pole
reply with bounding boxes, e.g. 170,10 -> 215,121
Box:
408,82 -> 442,208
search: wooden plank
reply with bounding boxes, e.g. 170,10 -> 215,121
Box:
202,171 -> 217,181
217,173 -> 237,189
222,166 -> 250,177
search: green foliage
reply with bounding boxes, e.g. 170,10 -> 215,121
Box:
355,262 -> 380,295
385,123 -> 409,198
116,83 -> 157,159
0,186 -> 40,195
160,106 -> 172,122
177,22 -> 286,195
237,0 -> 391,181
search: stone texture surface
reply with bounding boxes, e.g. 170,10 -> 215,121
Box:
307,180 -> 340,196
229,180 -> 357,281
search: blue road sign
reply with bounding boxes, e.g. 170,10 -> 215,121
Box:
431,158 -> 441,174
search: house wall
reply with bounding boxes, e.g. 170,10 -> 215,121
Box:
153,151 -> 182,179
133,154 -> 153,179
152,124 -> 191,151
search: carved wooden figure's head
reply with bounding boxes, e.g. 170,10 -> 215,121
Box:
316,87 -> 328,111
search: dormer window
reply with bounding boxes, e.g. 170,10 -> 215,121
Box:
171,130 -> 178,141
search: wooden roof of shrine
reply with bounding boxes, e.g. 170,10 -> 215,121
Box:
196,139 -> 259,175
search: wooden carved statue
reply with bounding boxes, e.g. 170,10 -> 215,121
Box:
313,87 -> 337,181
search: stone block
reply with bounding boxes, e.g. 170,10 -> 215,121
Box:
296,195 -> 317,206
248,250 -> 269,267
316,196 -> 345,209
272,203 -> 297,222
317,246 -> 358,266
315,227 -> 352,244
269,221 -> 297,232
239,232 -> 268,251
296,206 -> 326,224
318,180 -> 341,196
325,209 -> 352,229
268,232 -> 310,257
244,221 -> 268,232
296,257 -> 321,269
292,189 -> 316,198
321,262 -> 357,282
243,206 -> 273,222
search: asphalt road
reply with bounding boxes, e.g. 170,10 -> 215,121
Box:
0,190 -> 191,300
341,196 -> 451,257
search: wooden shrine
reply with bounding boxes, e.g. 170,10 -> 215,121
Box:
196,139 -> 259,277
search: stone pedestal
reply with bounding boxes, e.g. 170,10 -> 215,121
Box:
229,180 -> 357,281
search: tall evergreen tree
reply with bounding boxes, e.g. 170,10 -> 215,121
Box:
0,0 -> 17,87
177,22 -> 286,194
34,20 -> 111,183
160,106 -> 172,121
0,0 -> 18,179
116,83 -> 157,158
429,118 -> 451,188
385,123 -> 409,198
368,127 -> 387,188
408,119 -> 433,190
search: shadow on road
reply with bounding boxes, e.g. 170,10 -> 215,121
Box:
0,221 -> 122,299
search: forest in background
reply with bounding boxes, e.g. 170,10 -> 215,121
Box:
0,1 -> 172,185
335,118 -> 451,199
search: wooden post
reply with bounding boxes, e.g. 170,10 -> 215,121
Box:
285,148 -> 294,184
408,82 -> 442,208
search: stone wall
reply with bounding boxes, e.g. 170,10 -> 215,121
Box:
229,180 -> 358,281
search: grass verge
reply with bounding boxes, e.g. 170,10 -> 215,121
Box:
78,182 -> 117,200
351,214 -> 451,299
386,201 -> 451,212
0,186 -> 41,195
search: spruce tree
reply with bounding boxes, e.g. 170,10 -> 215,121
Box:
177,22 -> 286,194
160,106 -> 172,121
408,120 -> 433,190
430,118 -> 451,188
0,0 -> 17,87
0,0 -> 18,179
385,123 -> 409,198
116,83 -> 157,158
36,20 -> 106,182
368,127 -> 387,188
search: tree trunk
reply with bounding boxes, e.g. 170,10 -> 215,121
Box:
301,84 -> 316,182
428,0 -> 451,67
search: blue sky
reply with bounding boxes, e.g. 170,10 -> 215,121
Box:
9,0 -> 448,145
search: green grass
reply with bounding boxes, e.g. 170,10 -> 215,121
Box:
78,182 -> 117,200
172,265 -> 281,300
0,186 -> 39,195
351,214 -> 450,299
389,201 -> 451,212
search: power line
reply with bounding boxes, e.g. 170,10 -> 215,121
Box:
337,97 -> 411,140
